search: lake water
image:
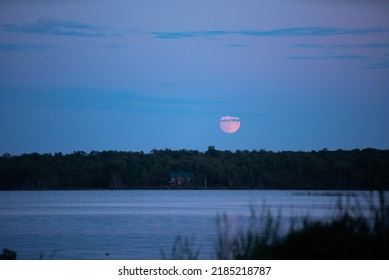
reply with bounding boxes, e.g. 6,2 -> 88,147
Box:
0,190 -> 381,260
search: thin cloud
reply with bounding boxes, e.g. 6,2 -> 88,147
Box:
150,30 -> 231,39
293,43 -> 325,48
362,43 -> 389,48
100,43 -> 129,49
151,27 -> 389,39
0,86 -> 223,113
294,43 -> 389,49
225,43 -> 248,48
290,51 -> 389,70
333,43 -> 389,49
2,18 -> 119,37
289,54 -> 366,60
221,116 -> 240,121
0,42 -> 58,52
159,82 -> 175,87
243,27 -> 388,36
362,60 -> 389,69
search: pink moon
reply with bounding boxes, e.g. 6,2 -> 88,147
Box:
220,116 -> 240,134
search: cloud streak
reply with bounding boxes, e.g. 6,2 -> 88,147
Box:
220,116 -> 240,121
4,20 -> 388,41
2,18 -> 119,37
294,43 -> 389,49
0,86 -> 223,113
362,60 -> 389,69
225,43 -> 248,48
291,42 -> 389,68
289,54 -> 366,60
151,27 -> 389,39
0,42 -> 58,51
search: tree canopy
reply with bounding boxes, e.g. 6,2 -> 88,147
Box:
0,147 -> 388,190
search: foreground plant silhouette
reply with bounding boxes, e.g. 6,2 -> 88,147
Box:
0,248 -> 16,260
215,192 -> 389,259
163,191 -> 389,260
161,236 -> 201,260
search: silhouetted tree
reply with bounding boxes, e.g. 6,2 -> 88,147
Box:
0,148 -> 388,190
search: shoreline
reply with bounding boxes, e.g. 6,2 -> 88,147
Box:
0,186 -> 386,191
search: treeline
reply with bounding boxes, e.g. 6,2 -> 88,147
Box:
0,147 -> 388,190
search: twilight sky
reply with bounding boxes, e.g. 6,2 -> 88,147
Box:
1,0 -> 389,154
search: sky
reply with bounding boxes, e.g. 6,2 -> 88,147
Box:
0,0 -> 389,154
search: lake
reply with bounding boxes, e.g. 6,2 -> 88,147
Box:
0,190 -> 380,260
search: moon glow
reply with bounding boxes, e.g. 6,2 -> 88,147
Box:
220,116 -> 240,134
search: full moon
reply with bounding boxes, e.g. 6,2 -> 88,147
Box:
220,116 -> 240,134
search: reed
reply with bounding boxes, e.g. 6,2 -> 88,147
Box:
160,235 -> 201,260
215,191 -> 389,259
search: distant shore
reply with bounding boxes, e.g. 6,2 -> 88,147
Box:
1,148 -> 389,191
0,186 -> 385,191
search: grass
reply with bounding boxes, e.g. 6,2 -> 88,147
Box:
160,236 -> 201,260
162,191 -> 389,260
0,248 -> 17,260
215,204 -> 283,260
214,191 -> 389,259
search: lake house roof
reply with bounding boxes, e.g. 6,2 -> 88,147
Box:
170,172 -> 194,178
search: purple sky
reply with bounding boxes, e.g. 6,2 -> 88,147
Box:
1,0 -> 389,154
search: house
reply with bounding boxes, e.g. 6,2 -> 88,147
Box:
169,172 -> 194,187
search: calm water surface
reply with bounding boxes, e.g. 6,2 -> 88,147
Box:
0,190 -> 377,259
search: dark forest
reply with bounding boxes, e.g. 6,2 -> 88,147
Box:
1,147 -> 388,190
